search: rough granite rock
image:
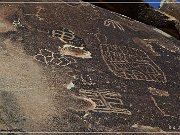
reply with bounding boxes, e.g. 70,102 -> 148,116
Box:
0,0 -> 180,133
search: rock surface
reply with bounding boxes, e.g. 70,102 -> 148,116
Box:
0,0 -> 180,133
160,0 -> 180,36
85,0 -> 180,40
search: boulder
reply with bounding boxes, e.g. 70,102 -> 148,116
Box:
84,0 -> 180,40
160,0 -> 180,35
0,0 -> 179,133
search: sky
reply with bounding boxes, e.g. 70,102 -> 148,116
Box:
144,0 -> 180,8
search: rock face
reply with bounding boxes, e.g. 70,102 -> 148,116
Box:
160,0 -> 180,35
84,0 -> 180,40
0,0 -> 180,133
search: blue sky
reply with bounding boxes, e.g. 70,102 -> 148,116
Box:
145,0 -> 180,8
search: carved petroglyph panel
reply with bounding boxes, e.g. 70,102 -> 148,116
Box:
34,48 -> 76,66
100,44 -> 167,83
35,26 -> 90,59
104,19 -> 125,32
80,74 -> 96,86
150,96 -> 174,117
79,89 -> 132,115
46,27 -> 91,59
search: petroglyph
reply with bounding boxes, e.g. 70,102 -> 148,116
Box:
36,26 -> 91,61
132,37 -> 160,56
142,38 -> 180,53
95,33 -> 107,44
59,44 -> 92,59
80,74 -> 96,86
12,18 -> 24,28
148,87 -> 169,97
37,23 -> 89,58
34,48 -> 77,66
51,29 -> 75,44
100,44 -> 167,83
79,89 -> 132,115
46,27 -> 86,48
104,19 -> 125,32
151,96 -> 172,117
24,6 -> 45,21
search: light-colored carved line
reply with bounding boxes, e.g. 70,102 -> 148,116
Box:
100,44 -> 167,83
102,92 -> 124,106
34,48 -> 75,67
79,89 -> 131,115
104,19 -> 125,32
104,19 -> 111,27
114,21 -> 125,31
34,54 -> 46,64
151,96 -> 173,117
24,6 -> 45,21
98,92 -> 110,109
12,18 -> 23,27
100,44 -> 127,79
93,108 -> 132,115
